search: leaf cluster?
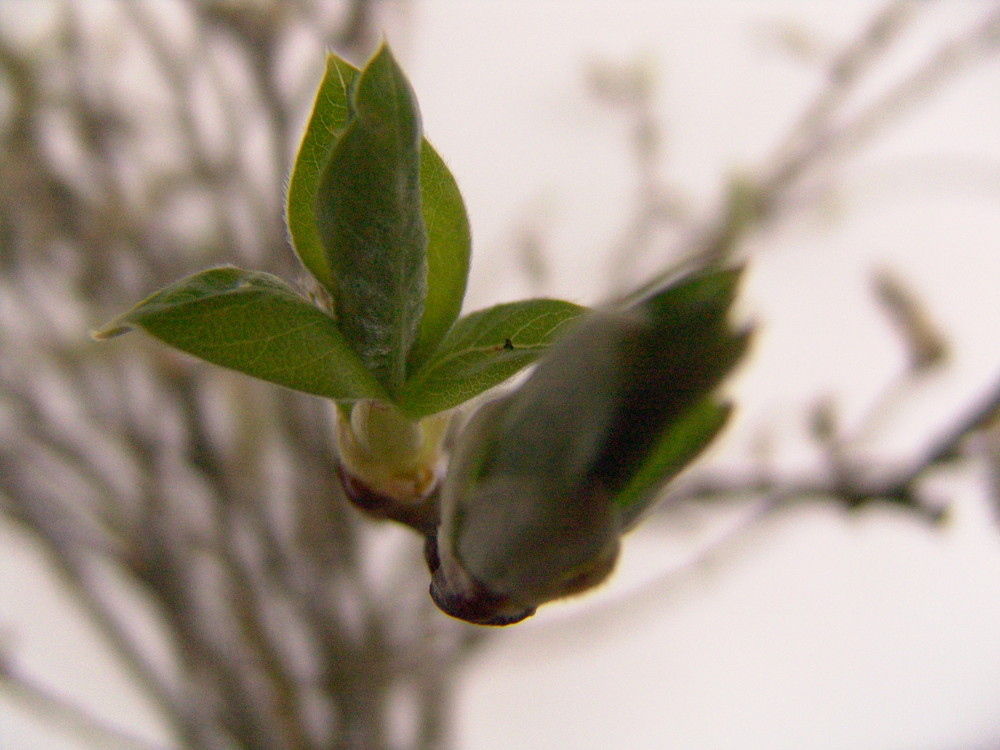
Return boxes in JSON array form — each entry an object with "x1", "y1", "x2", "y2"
[{"x1": 96, "y1": 45, "x2": 584, "y2": 420}]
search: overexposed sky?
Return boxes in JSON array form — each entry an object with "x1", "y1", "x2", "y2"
[{"x1": 3, "y1": 2, "x2": 1000, "y2": 749}]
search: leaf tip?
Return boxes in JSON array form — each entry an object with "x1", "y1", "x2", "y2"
[{"x1": 90, "y1": 320, "x2": 132, "y2": 340}]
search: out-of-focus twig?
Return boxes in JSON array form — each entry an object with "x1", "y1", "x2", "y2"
[
  {"x1": 761, "y1": 0, "x2": 920, "y2": 196},
  {"x1": 761, "y1": 2, "x2": 1000, "y2": 208},
  {"x1": 623, "y1": 1, "x2": 1000, "y2": 301},
  {"x1": 871, "y1": 268, "x2": 949, "y2": 374},
  {"x1": 668, "y1": 368, "x2": 1000, "y2": 522},
  {"x1": 0, "y1": 1, "x2": 471, "y2": 749},
  {"x1": 0, "y1": 653, "x2": 170, "y2": 750}
]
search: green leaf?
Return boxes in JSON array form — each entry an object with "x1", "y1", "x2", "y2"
[
  {"x1": 286, "y1": 54, "x2": 358, "y2": 291},
  {"x1": 314, "y1": 43, "x2": 427, "y2": 394},
  {"x1": 397, "y1": 299, "x2": 586, "y2": 419},
  {"x1": 287, "y1": 49, "x2": 472, "y2": 378},
  {"x1": 93, "y1": 267, "x2": 389, "y2": 402},
  {"x1": 408, "y1": 142, "x2": 471, "y2": 374},
  {"x1": 613, "y1": 397, "x2": 732, "y2": 529},
  {"x1": 640, "y1": 266, "x2": 743, "y2": 329},
  {"x1": 596, "y1": 268, "x2": 750, "y2": 526}
]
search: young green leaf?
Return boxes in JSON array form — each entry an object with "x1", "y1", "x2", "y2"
[
  {"x1": 583, "y1": 268, "x2": 750, "y2": 491},
  {"x1": 286, "y1": 54, "x2": 358, "y2": 291},
  {"x1": 613, "y1": 397, "x2": 732, "y2": 529},
  {"x1": 314, "y1": 43, "x2": 427, "y2": 394},
  {"x1": 287, "y1": 50, "x2": 471, "y2": 376},
  {"x1": 93, "y1": 267, "x2": 388, "y2": 402},
  {"x1": 396, "y1": 299, "x2": 586, "y2": 419},
  {"x1": 408, "y1": 143, "x2": 471, "y2": 374}
]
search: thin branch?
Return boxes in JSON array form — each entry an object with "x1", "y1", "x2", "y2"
[
  {"x1": 0, "y1": 657, "x2": 170, "y2": 750},
  {"x1": 895, "y1": 371, "x2": 1000, "y2": 489},
  {"x1": 555, "y1": 382, "x2": 1000, "y2": 637},
  {"x1": 115, "y1": 0, "x2": 246, "y2": 262},
  {"x1": 761, "y1": 2, "x2": 1000, "y2": 202},
  {"x1": 662, "y1": 371, "x2": 1000, "y2": 523},
  {"x1": 763, "y1": 0, "x2": 920, "y2": 190},
  {"x1": 626, "y1": 1, "x2": 1000, "y2": 301},
  {"x1": 6, "y1": 501, "x2": 206, "y2": 747}
]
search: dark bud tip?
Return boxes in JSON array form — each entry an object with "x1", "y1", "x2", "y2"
[
  {"x1": 336, "y1": 462, "x2": 438, "y2": 535},
  {"x1": 429, "y1": 568, "x2": 536, "y2": 626}
]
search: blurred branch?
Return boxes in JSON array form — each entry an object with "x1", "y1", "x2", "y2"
[
  {"x1": 114, "y1": 0, "x2": 246, "y2": 258},
  {"x1": 667, "y1": 368, "x2": 1000, "y2": 522},
  {"x1": 759, "y1": 1, "x2": 1000, "y2": 210},
  {"x1": 552, "y1": 371, "x2": 1000, "y2": 640},
  {"x1": 623, "y1": 0, "x2": 1000, "y2": 300},
  {"x1": 871, "y1": 268, "x2": 949, "y2": 374},
  {"x1": 0, "y1": 1, "x2": 466, "y2": 748},
  {"x1": 760, "y1": 0, "x2": 921, "y2": 197},
  {"x1": 761, "y1": 2, "x2": 1000, "y2": 232},
  {"x1": 586, "y1": 55, "x2": 692, "y2": 295},
  {"x1": 0, "y1": 652, "x2": 169, "y2": 750},
  {"x1": 337, "y1": 0, "x2": 380, "y2": 59},
  {"x1": 899, "y1": 372, "x2": 1000, "y2": 488},
  {"x1": 594, "y1": 0, "x2": 1000, "y2": 531},
  {"x1": 1, "y1": 489, "x2": 208, "y2": 746}
]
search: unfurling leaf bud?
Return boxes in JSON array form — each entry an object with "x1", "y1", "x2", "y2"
[{"x1": 429, "y1": 268, "x2": 751, "y2": 625}]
